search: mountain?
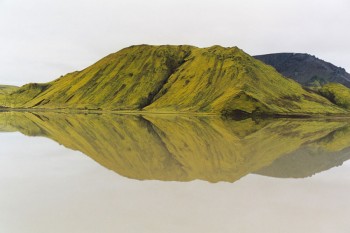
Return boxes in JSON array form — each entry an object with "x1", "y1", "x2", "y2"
[
  {"x1": 0, "y1": 112, "x2": 349, "y2": 182},
  {"x1": 0, "y1": 45, "x2": 347, "y2": 116},
  {"x1": 254, "y1": 53, "x2": 350, "y2": 88}
]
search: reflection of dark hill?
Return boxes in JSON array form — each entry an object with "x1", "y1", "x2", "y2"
[
  {"x1": 256, "y1": 125, "x2": 350, "y2": 178},
  {"x1": 255, "y1": 147, "x2": 350, "y2": 178},
  {"x1": 0, "y1": 112, "x2": 349, "y2": 182}
]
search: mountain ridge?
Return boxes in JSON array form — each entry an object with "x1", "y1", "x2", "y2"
[{"x1": 0, "y1": 45, "x2": 348, "y2": 117}]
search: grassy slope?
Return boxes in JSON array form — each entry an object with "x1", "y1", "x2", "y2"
[
  {"x1": 1, "y1": 45, "x2": 346, "y2": 115},
  {"x1": 145, "y1": 46, "x2": 343, "y2": 115},
  {"x1": 319, "y1": 83, "x2": 350, "y2": 109},
  {"x1": 5, "y1": 83, "x2": 50, "y2": 107},
  {"x1": 0, "y1": 85, "x2": 18, "y2": 94},
  {"x1": 0, "y1": 112, "x2": 349, "y2": 182},
  {"x1": 8, "y1": 45, "x2": 193, "y2": 110},
  {"x1": 0, "y1": 85, "x2": 18, "y2": 106}
]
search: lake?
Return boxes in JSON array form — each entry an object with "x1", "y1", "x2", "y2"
[{"x1": 0, "y1": 112, "x2": 350, "y2": 233}]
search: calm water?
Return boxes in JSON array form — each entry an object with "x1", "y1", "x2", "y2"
[{"x1": 0, "y1": 112, "x2": 350, "y2": 233}]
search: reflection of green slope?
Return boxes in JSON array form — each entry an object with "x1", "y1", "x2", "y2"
[
  {"x1": 0, "y1": 124, "x2": 17, "y2": 132},
  {"x1": 0, "y1": 112, "x2": 349, "y2": 182},
  {"x1": 146, "y1": 116, "x2": 349, "y2": 182},
  {"x1": 315, "y1": 125, "x2": 350, "y2": 151},
  {"x1": 0, "y1": 112, "x2": 46, "y2": 135},
  {"x1": 30, "y1": 113, "x2": 188, "y2": 181}
]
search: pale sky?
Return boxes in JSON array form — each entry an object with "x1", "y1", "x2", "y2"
[{"x1": 1, "y1": 0, "x2": 349, "y2": 86}]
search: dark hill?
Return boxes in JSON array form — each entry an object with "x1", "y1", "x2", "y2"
[{"x1": 254, "y1": 53, "x2": 350, "y2": 88}]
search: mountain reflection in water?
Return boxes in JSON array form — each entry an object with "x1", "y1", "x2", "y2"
[{"x1": 0, "y1": 112, "x2": 349, "y2": 183}]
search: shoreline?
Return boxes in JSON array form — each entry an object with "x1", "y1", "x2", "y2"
[{"x1": 1, "y1": 107, "x2": 350, "y2": 120}]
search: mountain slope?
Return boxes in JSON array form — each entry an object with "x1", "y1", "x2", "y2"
[
  {"x1": 1, "y1": 45, "x2": 346, "y2": 116},
  {"x1": 7, "y1": 45, "x2": 193, "y2": 110},
  {"x1": 254, "y1": 53, "x2": 350, "y2": 88},
  {"x1": 0, "y1": 85, "x2": 18, "y2": 94},
  {"x1": 145, "y1": 46, "x2": 342, "y2": 115},
  {"x1": 319, "y1": 83, "x2": 350, "y2": 109},
  {"x1": 0, "y1": 85, "x2": 18, "y2": 107}
]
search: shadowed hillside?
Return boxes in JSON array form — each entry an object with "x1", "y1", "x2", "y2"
[
  {"x1": 1, "y1": 112, "x2": 349, "y2": 182},
  {"x1": 319, "y1": 83, "x2": 350, "y2": 109}
]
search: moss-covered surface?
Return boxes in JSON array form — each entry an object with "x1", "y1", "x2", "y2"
[
  {"x1": 0, "y1": 85, "x2": 18, "y2": 94},
  {"x1": 0, "y1": 85, "x2": 18, "y2": 107},
  {"x1": 319, "y1": 83, "x2": 350, "y2": 109},
  {"x1": 3, "y1": 45, "x2": 193, "y2": 110},
  {"x1": 0, "y1": 45, "x2": 347, "y2": 116},
  {"x1": 145, "y1": 46, "x2": 343, "y2": 115},
  {"x1": 1, "y1": 112, "x2": 349, "y2": 182}
]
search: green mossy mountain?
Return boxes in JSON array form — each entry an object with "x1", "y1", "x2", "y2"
[{"x1": 1, "y1": 45, "x2": 348, "y2": 116}]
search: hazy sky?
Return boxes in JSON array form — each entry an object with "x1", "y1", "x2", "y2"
[{"x1": 1, "y1": 0, "x2": 349, "y2": 86}]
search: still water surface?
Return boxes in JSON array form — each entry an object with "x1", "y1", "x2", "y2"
[{"x1": 0, "y1": 112, "x2": 350, "y2": 233}]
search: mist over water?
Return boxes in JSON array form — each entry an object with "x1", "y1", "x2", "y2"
[{"x1": 1, "y1": 112, "x2": 350, "y2": 233}]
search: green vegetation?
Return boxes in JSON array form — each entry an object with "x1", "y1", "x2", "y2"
[
  {"x1": 0, "y1": 85, "x2": 18, "y2": 107},
  {"x1": 0, "y1": 112, "x2": 349, "y2": 182},
  {"x1": 0, "y1": 85, "x2": 18, "y2": 94},
  {"x1": 144, "y1": 46, "x2": 343, "y2": 115},
  {"x1": 307, "y1": 75, "x2": 328, "y2": 88},
  {"x1": 0, "y1": 45, "x2": 348, "y2": 116},
  {"x1": 2, "y1": 45, "x2": 193, "y2": 110},
  {"x1": 319, "y1": 83, "x2": 350, "y2": 109}
]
